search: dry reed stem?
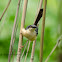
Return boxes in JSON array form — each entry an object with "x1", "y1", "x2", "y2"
[
  {"x1": 45, "y1": 35, "x2": 62, "y2": 62},
  {"x1": 24, "y1": 41, "x2": 31, "y2": 62},
  {"x1": 17, "y1": 0, "x2": 28, "y2": 62},
  {"x1": 8, "y1": 0, "x2": 20, "y2": 62},
  {"x1": 13, "y1": 0, "x2": 23, "y2": 46},
  {"x1": 15, "y1": 0, "x2": 23, "y2": 35},
  {"x1": 38, "y1": 0, "x2": 43, "y2": 13},
  {"x1": 21, "y1": 40, "x2": 28, "y2": 60},
  {"x1": 30, "y1": 40, "x2": 36, "y2": 62},
  {"x1": 12, "y1": 50, "x2": 15, "y2": 62},
  {"x1": 34, "y1": 0, "x2": 43, "y2": 24},
  {"x1": 0, "y1": 13, "x2": 7, "y2": 34},
  {"x1": 30, "y1": 0, "x2": 43, "y2": 62},
  {"x1": 40, "y1": 0, "x2": 47, "y2": 62},
  {"x1": 0, "y1": 0, "x2": 11, "y2": 21}
]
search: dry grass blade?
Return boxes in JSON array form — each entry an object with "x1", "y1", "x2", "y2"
[
  {"x1": 34, "y1": 0, "x2": 43, "y2": 24},
  {"x1": 24, "y1": 41, "x2": 31, "y2": 62},
  {"x1": 21, "y1": 40, "x2": 28, "y2": 60},
  {"x1": 30, "y1": 0, "x2": 43, "y2": 62},
  {"x1": 30, "y1": 40, "x2": 36, "y2": 62},
  {"x1": 40, "y1": 0, "x2": 47, "y2": 62},
  {"x1": 0, "y1": 13, "x2": 7, "y2": 34},
  {"x1": 17, "y1": 0, "x2": 28, "y2": 62},
  {"x1": 45, "y1": 35, "x2": 62, "y2": 62},
  {"x1": 0, "y1": 0, "x2": 11, "y2": 21},
  {"x1": 12, "y1": 50, "x2": 15, "y2": 62},
  {"x1": 8, "y1": 0, "x2": 21, "y2": 62}
]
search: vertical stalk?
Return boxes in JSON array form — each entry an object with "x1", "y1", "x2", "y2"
[
  {"x1": 38, "y1": 0, "x2": 43, "y2": 12},
  {"x1": 20, "y1": 40, "x2": 28, "y2": 60},
  {"x1": 31, "y1": 0, "x2": 43, "y2": 62},
  {"x1": 12, "y1": 50, "x2": 15, "y2": 62},
  {"x1": 8, "y1": 0, "x2": 20, "y2": 62},
  {"x1": 30, "y1": 40, "x2": 36, "y2": 62},
  {"x1": 34, "y1": 0, "x2": 43, "y2": 24},
  {"x1": 24, "y1": 41, "x2": 31, "y2": 62},
  {"x1": 17, "y1": 0, "x2": 28, "y2": 62},
  {"x1": 40, "y1": 0, "x2": 47, "y2": 62},
  {"x1": 0, "y1": 0, "x2": 11, "y2": 21}
]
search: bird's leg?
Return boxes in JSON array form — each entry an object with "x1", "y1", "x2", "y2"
[
  {"x1": 20, "y1": 45, "x2": 24, "y2": 48},
  {"x1": 19, "y1": 40, "x2": 29, "y2": 49}
]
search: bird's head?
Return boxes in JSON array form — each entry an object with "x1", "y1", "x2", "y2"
[{"x1": 26, "y1": 25, "x2": 37, "y2": 31}]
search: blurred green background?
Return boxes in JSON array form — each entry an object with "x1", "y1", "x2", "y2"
[{"x1": 0, "y1": 0, "x2": 62, "y2": 62}]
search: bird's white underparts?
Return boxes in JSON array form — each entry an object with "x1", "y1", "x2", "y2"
[{"x1": 21, "y1": 28, "x2": 37, "y2": 41}]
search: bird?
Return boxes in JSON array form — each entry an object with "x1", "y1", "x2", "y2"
[{"x1": 21, "y1": 9, "x2": 43, "y2": 41}]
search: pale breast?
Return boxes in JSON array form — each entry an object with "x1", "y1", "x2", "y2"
[
  {"x1": 21, "y1": 28, "x2": 37, "y2": 41},
  {"x1": 25, "y1": 30, "x2": 36, "y2": 41}
]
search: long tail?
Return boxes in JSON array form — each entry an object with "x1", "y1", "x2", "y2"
[{"x1": 34, "y1": 9, "x2": 43, "y2": 26}]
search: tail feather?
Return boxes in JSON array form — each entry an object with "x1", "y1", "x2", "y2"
[{"x1": 34, "y1": 9, "x2": 43, "y2": 26}]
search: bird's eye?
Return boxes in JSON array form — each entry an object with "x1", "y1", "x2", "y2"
[{"x1": 30, "y1": 26, "x2": 32, "y2": 28}]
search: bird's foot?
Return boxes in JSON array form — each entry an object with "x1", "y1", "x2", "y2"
[
  {"x1": 19, "y1": 45, "x2": 24, "y2": 50},
  {"x1": 20, "y1": 45, "x2": 24, "y2": 48}
]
